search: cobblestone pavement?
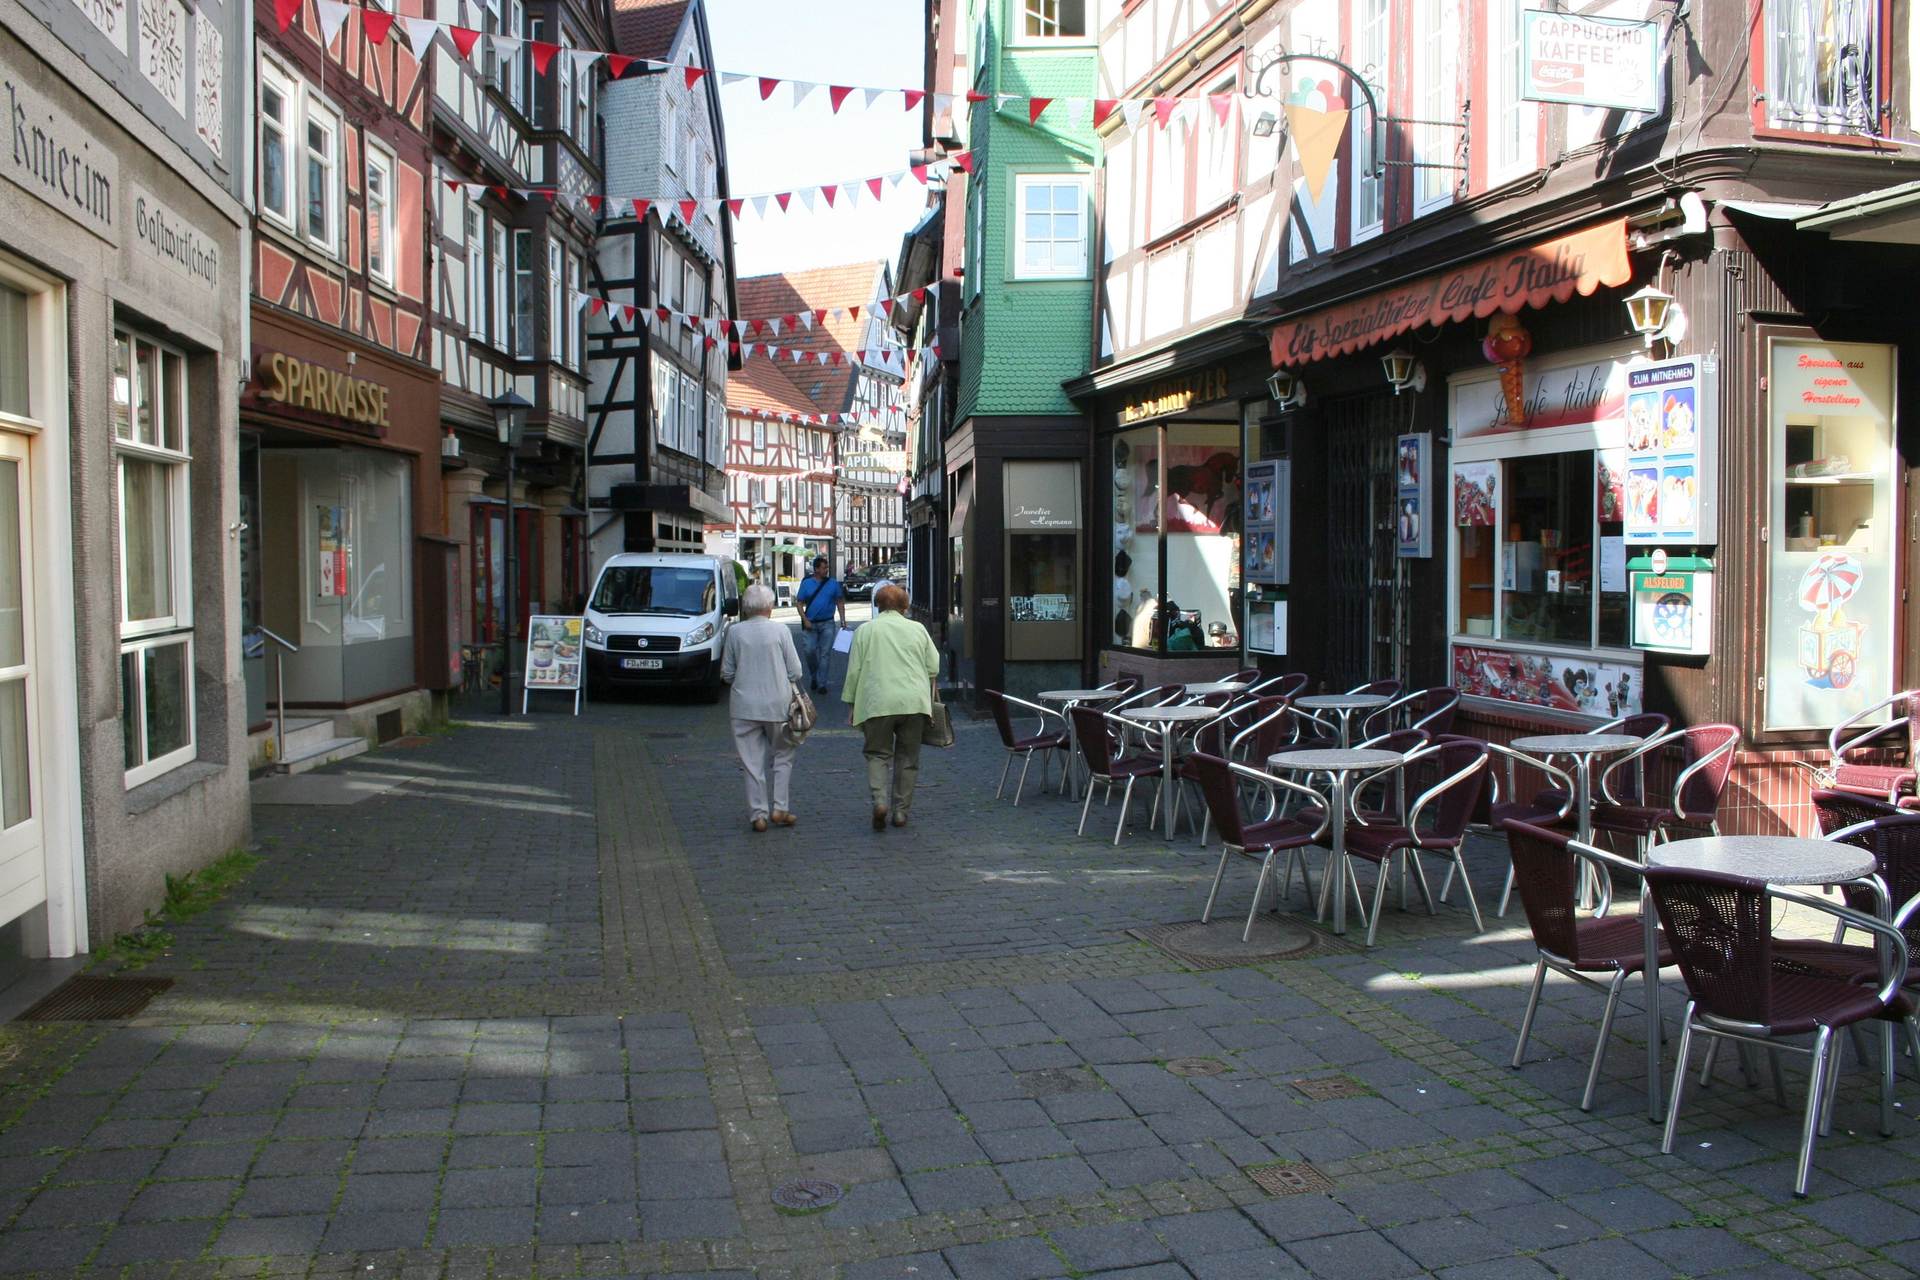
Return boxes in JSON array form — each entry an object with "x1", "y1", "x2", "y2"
[{"x1": 3, "y1": 648, "x2": 1920, "y2": 1278}]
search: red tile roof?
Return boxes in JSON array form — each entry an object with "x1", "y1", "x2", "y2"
[
  {"x1": 734, "y1": 262, "x2": 889, "y2": 413},
  {"x1": 727, "y1": 357, "x2": 822, "y2": 418},
  {"x1": 611, "y1": 0, "x2": 690, "y2": 60}
]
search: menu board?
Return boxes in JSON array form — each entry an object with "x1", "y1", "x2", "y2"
[
  {"x1": 1622, "y1": 355, "x2": 1717, "y2": 543},
  {"x1": 1242, "y1": 459, "x2": 1289, "y2": 585},
  {"x1": 524, "y1": 616, "x2": 584, "y2": 695},
  {"x1": 1396, "y1": 433, "x2": 1431, "y2": 558}
]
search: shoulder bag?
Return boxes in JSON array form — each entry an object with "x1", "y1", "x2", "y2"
[
  {"x1": 783, "y1": 680, "x2": 817, "y2": 747},
  {"x1": 924, "y1": 688, "x2": 956, "y2": 749}
]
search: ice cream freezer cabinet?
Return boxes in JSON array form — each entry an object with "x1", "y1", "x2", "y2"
[{"x1": 1628, "y1": 556, "x2": 1713, "y2": 656}]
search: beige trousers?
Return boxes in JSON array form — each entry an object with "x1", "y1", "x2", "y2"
[
  {"x1": 862, "y1": 714, "x2": 926, "y2": 816},
  {"x1": 732, "y1": 719, "x2": 794, "y2": 820}
]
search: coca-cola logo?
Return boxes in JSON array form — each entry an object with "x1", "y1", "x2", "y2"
[{"x1": 1532, "y1": 61, "x2": 1584, "y2": 90}]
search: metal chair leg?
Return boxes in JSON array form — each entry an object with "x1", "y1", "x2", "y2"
[
  {"x1": 1408, "y1": 851, "x2": 1437, "y2": 916},
  {"x1": 1797, "y1": 1026, "x2": 1834, "y2": 1197},
  {"x1": 1512, "y1": 957, "x2": 1548, "y2": 1068},
  {"x1": 1498, "y1": 861, "x2": 1516, "y2": 917},
  {"x1": 1077, "y1": 777, "x2": 1100, "y2": 836},
  {"x1": 1583, "y1": 971, "x2": 1628, "y2": 1111},
  {"x1": 1661, "y1": 1005, "x2": 1698, "y2": 1155},
  {"x1": 1013, "y1": 752, "x2": 1033, "y2": 806},
  {"x1": 997, "y1": 752, "x2": 1013, "y2": 799},
  {"x1": 1451, "y1": 851, "x2": 1486, "y2": 932},
  {"x1": 1697, "y1": 1038, "x2": 1722, "y2": 1088},
  {"x1": 1820, "y1": 1031, "x2": 1845, "y2": 1138},
  {"x1": 1243, "y1": 851, "x2": 1275, "y2": 942},
  {"x1": 1114, "y1": 776, "x2": 1137, "y2": 846},
  {"x1": 1881, "y1": 1020, "x2": 1897, "y2": 1137},
  {"x1": 1201, "y1": 847, "x2": 1233, "y2": 924},
  {"x1": 1365, "y1": 860, "x2": 1393, "y2": 947}
]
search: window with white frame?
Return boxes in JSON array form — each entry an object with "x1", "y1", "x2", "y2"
[
  {"x1": 465, "y1": 202, "x2": 485, "y2": 341},
  {"x1": 1351, "y1": 0, "x2": 1388, "y2": 236},
  {"x1": 1013, "y1": 175, "x2": 1088, "y2": 280},
  {"x1": 112, "y1": 329, "x2": 195, "y2": 786},
  {"x1": 573, "y1": 50, "x2": 592, "y2": 144},
  {"x1": 557, "y1": 34, "x2": 574, "y2": 135},
  {"x1": 304, "y1": 96, "x2": 339, "y2": 251},
  {"x1": 547, "y1": 238, "x2": 562, "y2": 357},
  {"x1": 259, "y1": 61, "x2": 294, "y2": 227},
  {"x1": 1488, "y1": 0, "x2": 1538, "y2": 177},
  {"x1": 664, "y1": 97, "x2": 681, "y2": 174},
  {"x1": 1762, "y1": 0, "x2": 1880, "y2": 133},
  {"x1": 1413, "y1": 0, "x2": 1458, "y2": 213},
  {"x1": 1148, "y1": 116, "x2": 1188, "y2": 238},
  {"x1": 679, "y1": 374, "x2": 699, "y2": 454},
  {"x1": 752, "y1": 420, "x2": 764, "y2": 449},
  {"x1": 1022, "y1": 0, "x2": 1085, "y2": 39},
  {"x1": 478, "y1": 0, "x2": 501, "y2": 85},
  {"x1": 1195, "y1": 75, "x2": 1239, "y2": 213},
  {"x1": 526, "y1": 16, "x2": 545, "y2": 124},
  {"x1": 567, "y1": 253, "x2": 583, "y2": 370},
  {"x1": 512, "y1": 1, "x2": 529, "y2": 115},
  {"x1": 966, "y1": 181, "x2": 983, "y2": 298},
  {"x1": 490, "y1": 222, "x2": 508, "y2": 352},
  {"x1": 366, "y1": 144, "x2": 395, "y2": 285},
  {"x1": 512, "y1": 229, "x2": 534, "y2": 356}
]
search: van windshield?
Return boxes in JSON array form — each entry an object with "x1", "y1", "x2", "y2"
[{"x1": 591, "y1": 566, "x2": 716, "y2": 616}]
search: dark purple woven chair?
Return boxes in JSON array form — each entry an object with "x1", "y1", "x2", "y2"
[
  {"x1": 1503, "y1": 820, "x2": 1675, "y2": 1111},
  {"x1": 1361, "y1": 686, "x2": 1461, "y2": 740},
  {"x1": 1645, "y1": 864, "x2": 1916, "y2": 1196},
  {"x1": 1228, "y1": 667, "x2": 1262, "y2": 684},
  {"x1": 1534, "y1": 712, "x2": 1670, "y2": 813},
  {"x1": 1171, "y1": 698, "x2": 1275, "y2": 842},
  {"x1": 1337, "y1": 741, "x2": 1491, "y2": 945},
  {"x1": 1588, "y1": 724, "x2": 1741, "y2": 862},
  {"x1": 985, "y1": 690, "x2": 1069, "y2": 806},
  {"x1": 1827, "y1": 690, "x2": 1920, "y2": 805},
  {"x1": 1348, "y1": 678, "x2": 1402, "y2": 698},
  {"x1": 1812, "y1": 788, "x2": 1899, "y2": 835},
  {"x1": 1772, "y1": 813, "x2": 1920, "y2": 981},
  {"x1": 1070, "y1": 705, "x2": 1162, "y2": 845},
  {"x1": 1190, "y1": 753, "x2": 1329, "y2": 941},
  {"x1": 1249, "y1": 672, "x2": 1310, "y2": 701},
  {"x1": 1489, "y1": 743, "x2": 1577, "y2": 917}
]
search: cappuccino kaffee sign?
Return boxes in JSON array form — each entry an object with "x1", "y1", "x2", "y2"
[
  {"x1": 1267, "y1": 220, "x2": 1632, "y2": 366},
  {"x1": 1522, "y1": 10, "x2": 1664, "y2": 113}
]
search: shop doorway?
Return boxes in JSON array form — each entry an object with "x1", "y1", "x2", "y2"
[
  {"x1": 0, "y1": 431, "x2": 44, "y2": 935},
  {"x1": 1323, "y1": 395, "x2": 1404, "y2": 689}
]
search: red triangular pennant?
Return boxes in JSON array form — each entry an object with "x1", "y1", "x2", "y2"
[
  {"x1": 775, "y1": 191, "x2": 793, "y2": 211},
  {"x1": 529, "y1": 40, "x2": 558, "y2": 73},
  {"x1": 848, "y1": 305, "x2": 860, "y2": 319},
  {"x1": 622, "y1": 304, "x2": 636, "y2": 322},
  {"x1": 757, "y1": 76, "x2": 780, "y2": 100},
  {"x1": 879, "y1": 299, "x2": 895, "y2": 317},
  {"x1": 829, "y1": 85, "x2": 854, "y2": 113},
  {"x1": 1093, "y1": 99, "x2": 1120, "y2": 128},
  {"x1": 831, "y1": 352, "x2": 845, "y2": 366},
  {"x1": 631, "y1": 199, "x2": 651, "y2": 220},
  {"x1": 1152, "y1": 97, "x2": 1177, "y2": 127},
  {"x1": 274, "y1": 0, "x2": 301, "y2": 31},
  {"x1": 727, "y1": 198, "x2": 744, "y2": 218},
  {"x1": 867, "y1": 177, "x2": 885, "y2": 199},
  {"x1": 362, "y1": 9, "x2": 395, "y2": 44},
  {"x1": 606, "y1": 54, "x2": 634, "y2": 79},
  {"x1": 490, "y1": 184, "x2": 508, "y2": 199},
  {"x1": 913, "y1": 287, "x2": 927, "y2": 303},
  {"x1": 1210, "y1": 93, "x2": 1233, "y2": 124},
  {"x1": 820, "y1": 185, "x2": 837, "y2": 206},
  {"x1": 584, "y1": 194, "x2": 604, "y2": 212},
  {"x1": 448, "y1": 25, "x2": 482, "y2": 58},
  {"x1": 656, "y1": 306, "x2": 671, "y2": 323},
  {"x1": 948, "y1": 151, "x2": 974, "y2": 174},
  {"x1": 444, "y1": 178, "x2": 463, "y2": 193},
  {"x1": 1028, "y1": 98, "x2": 1053, "y2": 124},
  {"x1": 704, "y1": 336, "x2": 717, "y2": 351},
  {"x1": 588, "y1": 297, "x2": 605, "y2": 316},
  {"x1": 966, "y1": 90, "x2": 989, "y2": 103},
  {"x1": 678, "y1": 199, "x2": 699, "y2": 222},
  {"x1": 904, "y1": 89, "x2": 925, "y2": 111},
  {"x1": 911, "y1": 164, "x2": 930, "y2": 184}
]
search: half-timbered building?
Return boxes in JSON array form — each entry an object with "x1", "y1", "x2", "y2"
[{"x1": 720, "y1": 361, "x2": 837, "y2": 594}]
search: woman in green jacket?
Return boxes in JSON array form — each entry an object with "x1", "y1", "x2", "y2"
[{"x1": 842, "y1": 584, "x2": 941, "y2": 830}]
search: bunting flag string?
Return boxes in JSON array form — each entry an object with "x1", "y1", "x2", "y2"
[
  {"x1": 571, "y1": 289, "x2": 941, "y2": 371},
  {"x1": 284, "y1": 0, "x2": 1265, "y2": 137}
]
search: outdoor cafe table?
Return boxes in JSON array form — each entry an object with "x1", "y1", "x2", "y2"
[
  {"x1": 1183, "y1": 680, "x2": 1248, "y2": 697},
  {"x1": 1037, "y1": 688, "x2": 1127, "y2": 800},
  {"x1": 1634, "y1": 836, "x2": 1880, "y2": 1123},
  {"x1": 1267, "y1": 747, "x2": 1404, "y2": 936},
  {"x1": 1295, "y1": 693, "x2": 1391, "y2": 747},
  {"x1": 1508, "y1": 733, "x2": 1644, "y2": 845},
  {"x1": 1120, "y1": 704, "x2": 1220, "y2": 839}
]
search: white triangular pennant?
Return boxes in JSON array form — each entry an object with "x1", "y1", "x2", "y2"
[
  {"x1": 791, "y1": 81, "x2": 817, "y2": 109},
  {"x1": 798, "y1": 188, "x2": 816, "y2": 211},
  {"x1": 1065, "y1": 99, "x2": 1087, "y2": 130},
  {"x1": 1119, "y1": 100, "x2": 1143, "y2": 131},
  {"x1": 766, "y1": 317, "x2": 783, "y2": 336},
  {"x1": 798, "y1": 312, "x2": 814, "y2": 330},
  {"x1": 404, "y1": 17, "x2": 440, "y2": 60},
  {"x1": 750, "y1": 195, "x2": 769, "y2": 218},
  {"x1": 315, "y1": 0, "x2": 351, "y2": 47},
  {"x1": 997, "y1": 94, "x2": 1016, "y2": 113},
  {"x1": 721, "y1": 71, "x2": 752, "y2": 86},
  {"x1": 932, "y1": 93, "x2": 953, "y2": 117},
  {"x1": 491, "y1": 33, "x2": 522, "y2": 59},
  {"x1": 568, "y1": 49, "x2": 600, "y2": 76},
  {"x1": 864, "y1": 87, "x2": 885, "y2": 110}
]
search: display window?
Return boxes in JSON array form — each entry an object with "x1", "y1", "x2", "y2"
[
  {"x1": 1005, "y1": 460, "x2": 1081, "y2": 661},
  {"x1": 1109, "y1": 421, "x2": 1241, "y2": 654},
  {"x1": 1763, "y1": 339, "x2": 1896, "y2": 729}
]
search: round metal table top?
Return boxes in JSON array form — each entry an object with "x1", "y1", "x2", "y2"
[
  {"x1": 1297, "y1": 693, "x2": 1392, "y2": 710},
  {"x1": 1511, "y1": 732, "x2": 1643, "y2": 756},
  {"x1": 1182, "y1": 681, "x2": 1247, "y2": 696},
  {"x1": 1651, "y1": 836, "x2": 1876, "y2": 886},
  {"x1": 1120, "y1": 704, "x2": 1219, "y2": 723},
  {"x1": 1037, "y1": 688, "x2": 1126, "y2": 702},
  {"x1": 1268, "y1": 748, "x2": 1405, "y2": 772}
]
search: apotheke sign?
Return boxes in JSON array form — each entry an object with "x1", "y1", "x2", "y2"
[
  {"x1": 1, "y1": 67, "x2": 118, "y2": 244},
  {"x1": 1521, "y1": 10, "x2": 1664, "y2": 113}
]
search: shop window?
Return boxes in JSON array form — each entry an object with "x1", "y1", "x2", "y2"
[
  {"x1": 1765, "y1": 340, "x2": 1895, "y2": 728},
  {"x1": 366, "y1": 145, "x2": 394, "y2": 286},
  {"x1": 113, "y1": 329, "x2": 195, "y2": 786},
  {"x1": 1013, "y1": 175, "x2": 1088, "y2": 280},
  {"x1": 1760, "y1": 0, "x2": 1880, "y2": 134},
  {"x1": 1110, "y1": 422, "x2": 1241, "y2": 653},
  {"x1": 1021, "y1": 0, "x2": 1085, "y2": 39},
  {"x1": 1006, "y1": 461, "x2": 1081, "y2": 660},
  {"x1": 471, "y1": 503, "x2": 543, "y2": 643}
]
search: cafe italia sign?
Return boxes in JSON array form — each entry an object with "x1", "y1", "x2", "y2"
[
  {"x1": 254, "y1": 351, "x2": 392, "y2": 430},
  {"x1": 1268, "y1": 220, "x2": 1633, "y2": 366}
]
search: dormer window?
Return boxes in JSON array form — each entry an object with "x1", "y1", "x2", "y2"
[{"x1": 1022, "y1": 0, "x2": 1086, "y2": 39}]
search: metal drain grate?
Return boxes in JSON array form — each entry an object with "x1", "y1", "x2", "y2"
[
  {"x1": 1165, "y1": 1057, "x2": 1230, "y2": 1078},
  {"x1": 1246, "y1": 1161, "x2": 1334, "y2": 1197},
  {"x1": 16, "y1": 975, "x2": 173, "y2": 1022},
  {"x1": 1292, "y1": 1075, "x2": 1374, "y2": 1101},
  {"x1": 771, "y1": 1179, "x2": 843, "y2": 1212},
  {"x1": 1129, "y1": 917, "x2": 1332, "y2": 971},
  {"x1": 1016, "y1": 1067, "x2": 1101, "y2": 1096}
]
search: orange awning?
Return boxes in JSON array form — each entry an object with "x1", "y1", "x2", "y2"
[{"x1": 1268, "y1": 219, "x2": 1634, "y2": 367}]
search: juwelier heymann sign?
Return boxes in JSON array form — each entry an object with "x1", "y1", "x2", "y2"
[{"x1": 1521, "y1": 10, "x2": 1664, "y2": 114}]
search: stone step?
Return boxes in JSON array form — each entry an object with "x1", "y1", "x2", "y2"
[
  {"x1": 272, "y1": 717, "x2": 338, "y2": 759},
  {"x1": 275, "y1": 736, "x2": 368, "y2": 775}
]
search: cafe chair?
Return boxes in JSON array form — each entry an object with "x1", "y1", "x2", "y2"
[
  {"x1": 1227, "y1": 667, "x2": 1262, "y2": 684},
  {"x1": 1070, "y1": 705, "x2": 1163, "y2": 846},
  {"x1": 1361, "y1": 686, "x2": 1461, "y2": 740},
  {"x1": 1587, "y1": 724, "x2": 1741, "y2": 863},
  {"x1": 1533, "y1": 713, "x2": 1670, "y2": 814},
  {"x1": 1172, "y1": 698, "x2": 1279, "y2": 842},
  {"x1": 1190, "y1": 753, "x2": 1331, "y2": 941},
  {"x1": 985, "y1": 690, "x2": 1069, "y2": 807},
  {"x1": 1775, "y1": 813, "x2": 1920, "y2": 982},
  {"x1": 1812, "y1": 788, "x2": 1899, "y2": 836},
  {"x1": 1291, "y1": 729, "x2": 1431, "y2": 840},
  {"x1": 1502, "y1": 820, "x2": 1675, "y2": 1112},
  {"x1": 1347, "y1": 678, "x2": 1402, "y2": 699},
  {"x1": 1826, "y1": 690, "x2": 1920, "y2": 805},
  {"x1": 1111, "y1": 682, "x2": 1185, "y2": 754},
  {"x1": 1249, "y1": 672, "x2": 1311, "y2": 701},
  {"x1": 1339, "y1": 741, "x2": 1492, "y2": 945},
  {"x1": 1645, "y1": 865, "x2": 1917, "y2": 1196},
  {"x1": 1486, "y1": 742, "x2": 1578, "y2": 917}
]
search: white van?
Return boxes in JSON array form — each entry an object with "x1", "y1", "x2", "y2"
[{"x1": 583, "y1": 552, "x2": 741, "y2": 699}]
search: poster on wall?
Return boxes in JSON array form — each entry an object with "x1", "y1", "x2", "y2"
[
  {"x1": 1243, "y1": 459, "x2": 1288, "y2": 585},
  {"x1": 522, "y1": 615, "x2": 584, "y2": 715},
  {"x1": 316, "y1": 504, "x2": 348, "y2": 598},
  {"x1": 1452, "y1": 644, "x2": 1643, "y2": 717},
  {"x1": 1454, "y1": 461, "x2": 1497, "y2": 526},
  {"x1": 1396, "y1": 433, "x2": 1431, "y2": 558},
  {"x1": 1622, "y1": 355, "x2": 1717, "y2": 543}
]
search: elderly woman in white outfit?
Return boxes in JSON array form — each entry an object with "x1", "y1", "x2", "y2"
[{"x1": 719, "y1": 584, "x2": 805, "y2": 832}]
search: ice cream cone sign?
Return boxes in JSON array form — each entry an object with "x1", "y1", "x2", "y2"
[{"x1": 1483, "y1": 315, "x2": 1533, "y2": 425}]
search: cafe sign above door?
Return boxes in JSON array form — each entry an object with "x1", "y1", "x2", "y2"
[
  {"x1": 1267, "y1": 220, "x2": 1632, "y2": 366},
  {"x1": 1120, "y1": 366, "x2": 1231, "y2": 424}
]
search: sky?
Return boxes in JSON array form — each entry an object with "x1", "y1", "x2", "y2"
[{"x1": 706, "y1": 0, "x2": 930, "y2": 280}]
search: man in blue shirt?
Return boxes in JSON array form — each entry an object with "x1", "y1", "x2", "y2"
[{"x1": 795, "y1": 556, "x2": 848, "y2": 693}]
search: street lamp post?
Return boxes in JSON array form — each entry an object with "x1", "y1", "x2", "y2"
[{"x1": 491, "y1": 391, "x2": 531, "y2": 715}]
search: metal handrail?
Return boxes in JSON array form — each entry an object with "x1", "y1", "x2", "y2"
[{"x1": 252, "y1": 627, "x2": 300, "y2": 767}]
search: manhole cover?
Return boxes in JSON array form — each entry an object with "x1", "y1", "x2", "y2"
[
  {"x1": 1292, "y1": 1075, "x2": 1373, "y2": 1101},
  {"x1": 771, "y1": 1179, "x2": 843, "y2": 1212},
  {"x1": 1246, "y1": 1161, "x2": 1334, "y2": 1197},
  {"x1": 1129, "y1": 917, "x2": 1329, "y2": 971},
  {"x1": 1166, "y1": 1057, "x2": 1230, "y2": 1078},
  {"x1": 16, "y1": 975, "x2": 173, "y2": 1022},
  {"x1": 1017, "y1": 1068, "x2": 1100, "y2": 1096}
]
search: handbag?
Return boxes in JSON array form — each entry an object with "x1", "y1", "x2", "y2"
[
  {"x1": 784, "y1": 681, "x2": 817, "y2": 746},
  {"x1": 924, "y1": 690, "x2": 956, "y2": 749}
]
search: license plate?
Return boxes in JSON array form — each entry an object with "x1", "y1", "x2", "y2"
[{"x1": 622, "y1": 657, "x2": 663, "y2": 670}]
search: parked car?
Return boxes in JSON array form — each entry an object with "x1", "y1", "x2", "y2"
[
  {"x1": 843, "y1": 569, "x2": 878, "y2": 601},
  {"x1": 583, "y1": 553, "x2": 741, "y2": 700}
]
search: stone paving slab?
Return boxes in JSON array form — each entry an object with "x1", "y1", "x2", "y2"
[{"x1": 0, "y1": 664, "x2": 1915, "y2": 1277}]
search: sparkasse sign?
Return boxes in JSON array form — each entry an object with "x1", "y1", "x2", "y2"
[{"x1": 1521, "y1": 10, "x2": 1663, "y2": 113}]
